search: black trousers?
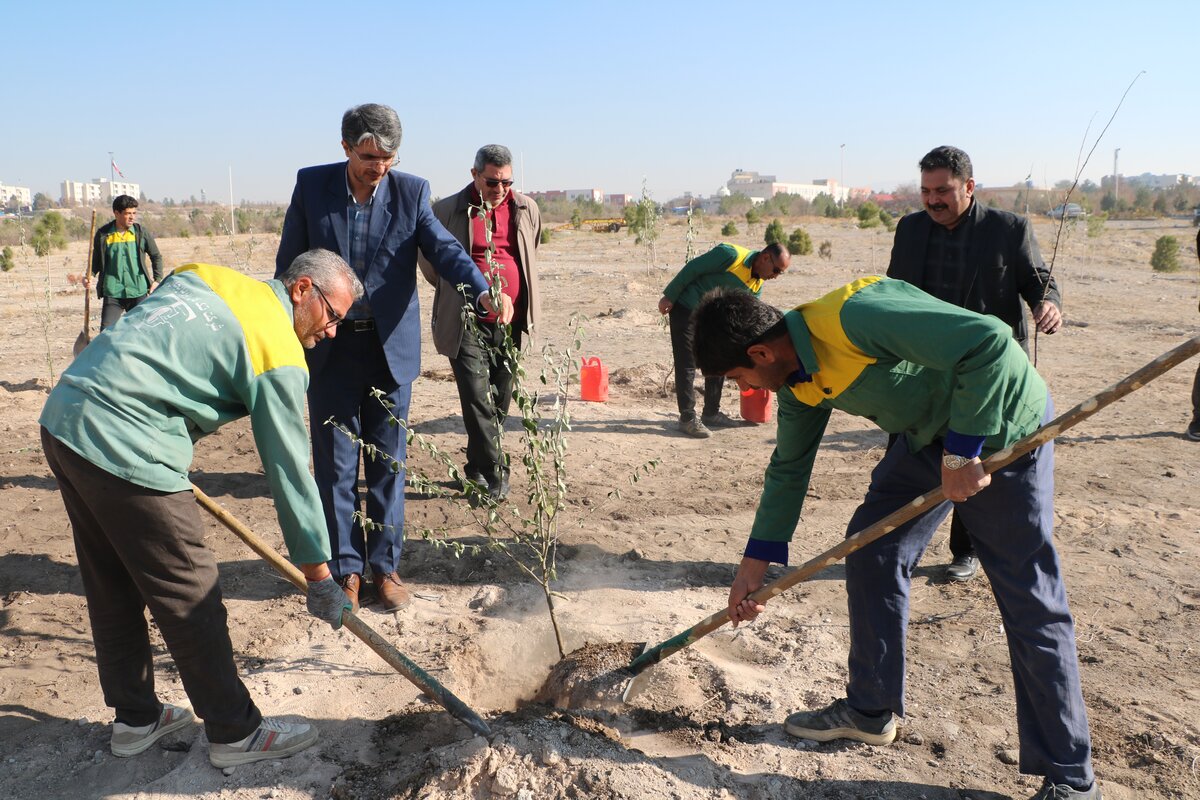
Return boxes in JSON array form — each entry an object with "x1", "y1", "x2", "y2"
[
  {"x1": 41, "y1": 428, "x2": 262, "y2": 743},
  {"x1": 449, "y1": 321, "x2": 519, "y2": 486},
  {"x1": 669, "y1": 303, "x2": 724, "y2": 420},
  {"x1": 1192, "y1": 363, "x2": 1200, "y2": 424},
  {"x1": 99, "y1": 294, "x2": 147, "y2": 330}
]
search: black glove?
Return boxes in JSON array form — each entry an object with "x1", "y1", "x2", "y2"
[{"x1": 306, "y1": 576, "x2": 351, "y2": 630}]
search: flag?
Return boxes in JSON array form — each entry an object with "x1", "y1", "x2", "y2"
[{"x1": 112, "y1": 159, "x2": 124, "y2": 178}]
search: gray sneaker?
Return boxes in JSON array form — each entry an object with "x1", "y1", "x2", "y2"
[
  {"x1": 678, "y1": 416, "x2": 711, "y2": 439},
  {"x1": 784, "y1": 698, "x2": 896, "y2": 745},
  {"x1": 111, "y1": 703, "x2": 195, "y2": 756},
  {"x1": 209, "y1": 717, "x2": 318, "y2": 768},
  {"x1": 1186, "y1": 420, "x2": 1200, "y2": 441},
  {"x1": 1028, "y1": 779, "x2": 1102, "y2": 799},
  {"x1": 701, "y1": 411, "x2": 742, "y2": 429}
]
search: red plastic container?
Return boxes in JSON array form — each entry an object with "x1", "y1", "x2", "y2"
[
  {"x1": 740, "y1": 387, "x2": 772, "y2": 423},
  {"x1": 580, "y1": 357, "x2": 609, "y2": 402}
]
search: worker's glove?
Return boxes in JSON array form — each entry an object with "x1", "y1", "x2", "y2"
[{"x1": 306, "y1": 576, "x2": 352, "y2": 630}]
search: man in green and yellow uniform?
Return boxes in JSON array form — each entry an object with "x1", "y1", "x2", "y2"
[
  {"x1": 42, "y1": 249, "x2": 361, "y2": 769},
  {"x1": 693, "y1": 277, "x2": 1100, "y2": 800},
  {"x1": 658, "y1": 241, "x2": 789, "y2": 438},
  {"x1": 87, "y1": 194, "x2": 163, "y2": 330}
]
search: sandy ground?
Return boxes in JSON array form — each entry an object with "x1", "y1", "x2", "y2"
[{"x1": 1, "y1": 214, "x2": 1199, "y2": 800}]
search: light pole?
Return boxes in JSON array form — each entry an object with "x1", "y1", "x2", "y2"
[
  {"x1": 840, "y1": 144, "x2": 845, "y2": 207},
  {"x1": 1113, "y1": 148, "x2": 1120, "y2": 208}
]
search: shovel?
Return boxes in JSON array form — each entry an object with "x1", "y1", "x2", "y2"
[
  {"x1": 618, "y1": 334, "x2": 1200, "y2": 701},
  {"x1": 73, "y1": 210, "x2": 98, "y2": 358},
  {"x1": 192, "y1": 486, "x2": 492, "y2": 737}
]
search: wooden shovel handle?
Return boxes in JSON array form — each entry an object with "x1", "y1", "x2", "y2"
[
  {"x1": 629, "y1": 335, "x2": 1200, "y2": 673},
  {"x1": 192, "y1": 486, "x2": 492, "y2": 737},
  {"x1": 83, "y1": 210, "x2": 96, "y2": 330}
]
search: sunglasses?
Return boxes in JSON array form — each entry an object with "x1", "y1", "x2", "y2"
[{"x1": 482, "y1": 177, "x2": 514, "y2": 188}]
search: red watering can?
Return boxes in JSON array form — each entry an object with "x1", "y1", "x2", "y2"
[
  {"x1": 580, "y1": 357, "x2": 609, "y2": 402},
  {"x1": 740, "y1": 387, "x2": 772, "y2": 424}
]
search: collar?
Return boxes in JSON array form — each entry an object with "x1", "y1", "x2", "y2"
[{"x1": 783, "y1": 309, "x2": 819, "y2": 384}]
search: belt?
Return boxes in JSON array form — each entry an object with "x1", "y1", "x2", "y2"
[{"x1": 347, "y1": 318, "x2": 375, "y2": 332}]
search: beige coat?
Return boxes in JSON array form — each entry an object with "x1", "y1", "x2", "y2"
[{"x1": 418, "y1": 184, "x2": 541, "y2": 358}]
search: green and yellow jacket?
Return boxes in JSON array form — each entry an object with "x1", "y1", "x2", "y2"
[
  {"x1": 663, "y1": 243, "x2": 763, "y2": 309},
  {"x1": 748, "y1": 276, "x2": 1047, "y2": 562},
  {"x1": 41, "y1": 263, "x2": 329, "y2": 565}
]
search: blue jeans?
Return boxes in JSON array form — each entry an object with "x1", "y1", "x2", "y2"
[
  {"x1": 308, "y1": 328, "x2": 409, "y2": 579},
  {"x1": 843, "y1": 400, "x2": 1094, "y2": 787}
]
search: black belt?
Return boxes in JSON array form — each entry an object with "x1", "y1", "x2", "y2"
[{"x1": 347, "y1": 318, "x2": 375, "y2": 332}]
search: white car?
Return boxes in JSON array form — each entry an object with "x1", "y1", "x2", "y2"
[{"x1": 1047, "y1": 203, "x2": 1086, "y2": 220}]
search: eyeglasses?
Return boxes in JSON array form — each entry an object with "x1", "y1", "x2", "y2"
[
  {"x1": 349, "y1": 148, "x2": 396, "y2": 166},
  {"x1": 482, "y1": 177, "x2": 514, "y2": 188},
  {"x1": 311, "y1": 283, "x2": 344, "y2": 330}
]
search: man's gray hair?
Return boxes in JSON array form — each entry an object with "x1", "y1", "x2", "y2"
[
  {"x1": 474, "y1": 144, "x2": 513, "y2": 172},
  {"x1": 280, "y1": 249, "x2": 364, "y2": 301},
  {"x1": 341, "y1": 104, "x2": 403, "y2": 154}
]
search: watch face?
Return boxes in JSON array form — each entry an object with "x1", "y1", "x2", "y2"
[{"x1": 943, "y1": 454, "x2": 971, "y2": 470}]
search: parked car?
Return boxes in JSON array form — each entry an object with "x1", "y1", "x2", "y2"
[
  {"x1": 1192, "y1": 205, "x2": 1199, "y2": 226},
  {"x1": 1047, "y1": 203, "x2": 1086, "y2": 220}
]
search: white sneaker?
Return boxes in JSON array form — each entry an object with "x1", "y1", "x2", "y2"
[
  {"x1": 111, "y1": 703, "x2": 195, "y2": 756},
  {"x1": 208, "y1": 717, "x2": 318, "y2": 768}
]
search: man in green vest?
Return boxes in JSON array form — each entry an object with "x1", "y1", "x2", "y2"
[
  {"x1": 86, "y1": 194, "x2": 164, "y2": 330},
  {"x1": 658, "y1": 241, "x2": 789, "y2": 438}
]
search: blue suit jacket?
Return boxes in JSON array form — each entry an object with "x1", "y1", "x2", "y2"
[{"x1": 275, "y1": 162, "x2": 490, "y2": 384}]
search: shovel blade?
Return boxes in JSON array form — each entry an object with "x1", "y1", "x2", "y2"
[
  {"x1": 72, "y1": 331, "x2": 90, "y2": 358},
  {"x1": 619, "y1": 642, "x2": 650, "y2": 702}
]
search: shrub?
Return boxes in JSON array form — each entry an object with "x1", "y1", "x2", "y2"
[
  {"x1": 0, "y1": 246, "x2": 14, "y2": 272},
  {"x1": 31, "y1": 212, "x2": 67, "y2": 257},
  {"x1": 1085, "y1": 212, "x2": 1106, "y2": 239},
  {"x1": 1150, "y1": 236, "x2": 1180, "y2": 272},
  {"x1": 720, "y1": 221, "x2": 738, "y2": 237},
  {"x1": 787, "y1": 227, "x2": 812, "y2": 256},
  {"x1": 856, "y1": 201, "x2": 881, "y2": 228},
  {"x1": 818, "y1": 240, "x2": 833, "y2": 260},
  {"x1": 624, "y1": 182, "x2": 661, "y2": 247},
  {"x1": 539, "y1": 228, "x2": 551, "y2": 245},
  {"x1": 764, "y1": 218, "x2": 786, "y2": 246},
  {"x1": 745, "y1": 207, "x2": 761, "y2": 227}
]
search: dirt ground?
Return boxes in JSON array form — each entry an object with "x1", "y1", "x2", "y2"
[{"x1": 1, "y1": 213, "x2": 1198, "y2": 800}]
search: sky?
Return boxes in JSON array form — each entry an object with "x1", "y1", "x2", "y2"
[{"x1": 2, "y1": 1, "x2": 1196, "y2": 205}]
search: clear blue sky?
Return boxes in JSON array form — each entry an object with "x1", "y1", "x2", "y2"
[{"x1": 3, "y1": 1, "x2": 1195, "y2": 204}]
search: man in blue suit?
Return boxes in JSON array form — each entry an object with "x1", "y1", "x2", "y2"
[{"x1": 276, "y1": 103, "x2": 513, "y2": 613}]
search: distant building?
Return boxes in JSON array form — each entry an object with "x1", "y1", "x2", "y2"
[
  {"x1": 1101, "y1": 173, "x2": 1192, "y2": 191},
  {"x1": 605, "y1": 193, "x2": 633, "y2": 207},
  {"x1": 61, "y1": 178, "x2": 141, "y2": 206},
  {"x1": 0, "y1": 182, "x2": 32, "y2": 208},
  {"x1": 528, "y1": 188, "x2": 606, "y2": 204},
  {"x1": 725, "y1": 169, "x2": 850, "y2": 203}
]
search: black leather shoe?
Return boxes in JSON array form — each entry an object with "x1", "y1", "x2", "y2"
[
  {"x1": 488, "y1": 474, "x2": 510, "y2": 502},
  {"x1": 945, "y1": 555, "x2": 979, "y2": 582}
]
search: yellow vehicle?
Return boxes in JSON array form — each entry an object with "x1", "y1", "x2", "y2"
[{"x1": 556, "y1": 218, "x2": 626, "y2": 232}]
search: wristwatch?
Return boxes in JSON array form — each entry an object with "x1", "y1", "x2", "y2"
[{"x1": 942, "y1": 453, "x2": 974, "y2": 470}]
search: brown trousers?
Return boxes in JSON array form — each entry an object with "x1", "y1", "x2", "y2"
[{"x1": 41, "y1": 428, "x2": 261, "y2": 743}]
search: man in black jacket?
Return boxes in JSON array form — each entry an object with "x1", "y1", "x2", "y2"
[
  {"x1": 87, "y1": 195, "x2": 164, "y2": 330},
  {"x1": 887, "y1": 145, "x2": 1061, "y2": 581}
]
